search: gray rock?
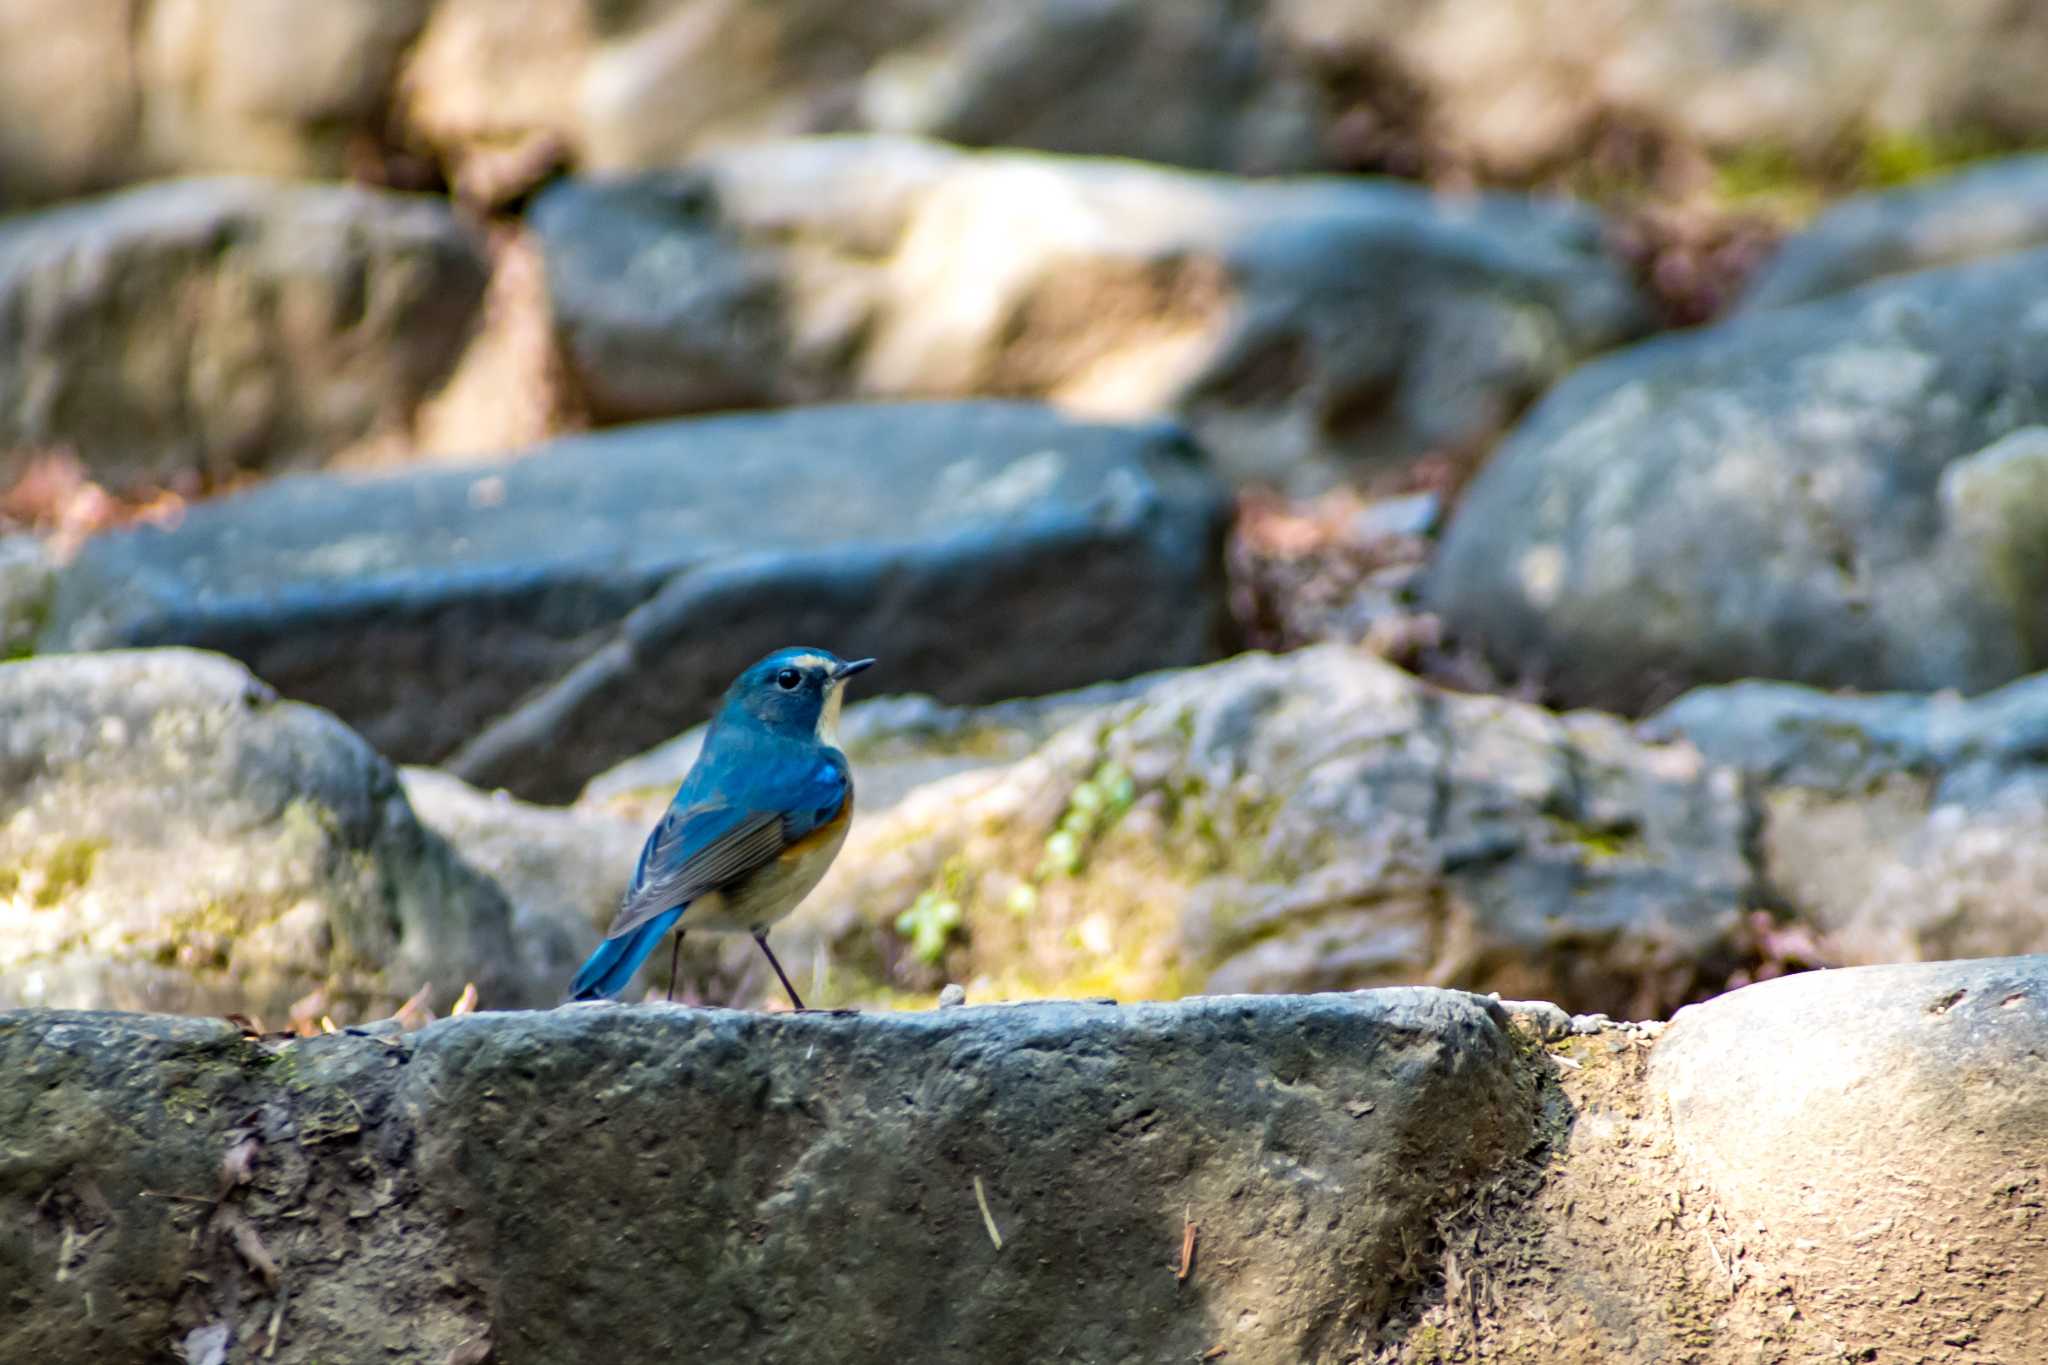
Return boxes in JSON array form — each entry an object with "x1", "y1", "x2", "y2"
[
  {"x1": 1429, "y1": 249, "x2": 2048, "y2": 712},
  {"x1": 0, "y1": 536, "x2": 54, "y2": 660},
  {"x1": 1651, "y1": 671, "x2": 2048, "y2": 964},
  {"x1": 0, "y1": 649, "x2": 527, "y2": 1019},
  {"x1": 399, "y1": 767, "x2": 644, "y2": 998},
  {"x1": 41, "y1": 402, "x2": 1230, "y2": 801},
  {"x1": 0, "y1": 177, "x2": 487, "y2": 492},
  {"x1": 762, "y1": 645, "x2": 1756, "y2": 1020},
  {"x1": 1496, "y1": 997, "x2": 1573, "y2": 1042},
  {"x1": 530, "y1": 137, "x2": 1649, "y2": 489},
  {"x1": 1650, "y1": 956, "x2": 2048, "y2": 1356},
  {"x1": 0, "y1": 988, "x2": 1533, "y2": 1363},
  {"x1": 1742, "y1": 155, "x2": 2048, "y2": 310},
  {"x1": 404, "y1": 0, "x2": 1329, "y2": 182}
]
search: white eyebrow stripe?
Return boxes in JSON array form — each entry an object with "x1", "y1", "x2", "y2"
[{"x1": 789, "y1": 653, "x2": 831, "y2": 671}]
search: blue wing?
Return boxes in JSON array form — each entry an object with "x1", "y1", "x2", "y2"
[{"x1": 568, "y1": 752, "x2": 849, "y2": 1000}]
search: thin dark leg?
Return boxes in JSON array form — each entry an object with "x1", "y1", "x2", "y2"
[
  {"x1": 752, "y1": 930, "x2": 806, "y2": 1011},
  {"x1": 667, "y1": 930, "x2": 684, "y2": 1003}
]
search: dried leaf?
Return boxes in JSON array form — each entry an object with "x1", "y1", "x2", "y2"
[
  {"x1": 393, "y1": 983, "x2": 436, "y2": 1031},
  {"x1": 226, "y1": 1212, "x2": 281, "y2": 1288},
  {"x1": 217, "y1": 1136, "x2": 261, "y2": 1200},
  {"x1": 450, "y1": 982, "x2": 479, "y2": 1017},
  {"x1": 1177, "y1": 1207, "x2": 1198, "y2": 1284}
]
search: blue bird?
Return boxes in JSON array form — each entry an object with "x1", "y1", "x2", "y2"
[{"x1": 569, "y1": 647, "x2": 875, "y2": 1010}]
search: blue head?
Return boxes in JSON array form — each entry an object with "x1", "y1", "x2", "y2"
[{"x1": 719, "y1": 647, "x2": 875, "y2": 743}]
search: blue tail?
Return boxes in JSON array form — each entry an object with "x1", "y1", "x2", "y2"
[{"x1": 570, "y1": 908, "x2": 685, "y2": 1000}]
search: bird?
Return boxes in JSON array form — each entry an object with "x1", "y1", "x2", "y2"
[{"x1": 568, "y1": 647, "x2": 874, "y2": 1010}]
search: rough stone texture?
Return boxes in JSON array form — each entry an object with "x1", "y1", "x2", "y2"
[
  {"x1": 398, "y1": 767, "x2": 641, "y2": 1001},
  {"x1": 1743, "y1": 155, "x2": 2048, "y2": 310},
  {"x1": 1384, "y1": 956, "x2": 2048, "y2": 1362},
  {"x1": 529, "y1": 137, "x2": 1648, "y2": 489},
  {"x1": 0, "y1": 649, "x2": 527, "y2": 1019},
  {"x1": 11, "y1": 1, "x2": 2048, "y2": 205},
  {"x1": 0, "y1": 0, "x2": 431, "y2": 204},
  {"x1": 1650, "y1": 671, "x2": 2048, "y2": 965},
  {"x1": 1650, "y1": 957, "x2": 2048, "y2": 1361},
  {"x1": 0, "y1": 989, "x2": 1534, "y2": 1364},
  {"x1": 0, "y1": 178, "x2": 488, "y2": 492},
  {"x1": 40, "y1": 402, "x2": 1231, "y2": 801},
  {"x1": 1277, "y1": 0, "x2": 2048, "y2": 177},
  {"x1": 588, "y1": 647, "x2": 1757, "y2": 1019},
  {"x1": 1429, "y1": 249, "x2": 2048, "y2": 713},
  {"x1": 0, "y1": 536, "x2": 55, "y2": 660}
]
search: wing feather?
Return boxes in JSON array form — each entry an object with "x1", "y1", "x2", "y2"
[{"x1": 602, "y1": 804, "x2": 786, "y2": 941}]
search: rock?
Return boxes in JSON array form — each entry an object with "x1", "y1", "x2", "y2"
[
  {"x1": 730, "y1": 646, "x2": 1757, "y2": 1020},
  {"x1": 0, "y1": 0, "x2": 430, "y2": 204},
  {"x1": 1279, "y1": 1, "x2": 2048, "y2": 179},
  {"x1": 401, "y1": 0, "x2": 1329, "y2": 182},
  {"x1": 0, "y1": 989, "x2": 1534, "y2": 1363},
  {"x1": 1649, "y1": 957, "x2": 2048, "y2": 1358},
  {"x1": 0, "y1": 649, "x2": 528, "y2": 1020},
  {"x1": 529, "y1": 137, "x2": 1648, "y2": 488},
  {"x1": 1406, "y1": 956, "x2": 2048, "y2": 1361},
  {"x1": 0, "y1": 178, "x2": 488, "y2": 493},
  {"x1": 41, "y1": 403, "x2": 1231, "y2": 801},
  {"x1": 1743, "y1": 155, "x2": 2048, "y2": 309},
  {"x1": 0, "y1": 536, "x2": 55, "y2": 660},
  {"x1": 1651, "y1": 670, "x2": 2048, "y2": 965},
  {"x1": 398, "y1": 767, "x2": 643, "y2": 998},
  {"x1": 1428, "y1": 249, "x2": 2048, "y2": 712}
]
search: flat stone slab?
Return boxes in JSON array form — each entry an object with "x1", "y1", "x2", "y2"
[
  {"x1": 0, "y1": 988, "x2": 1531, "y2": 1364},
  {"x1": 40, "y1": 401, "x2": 1230, "y2": 800}
]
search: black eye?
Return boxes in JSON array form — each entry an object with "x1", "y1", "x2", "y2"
[{"x1": 776, "y1": 668, "x2": 802, "y2": 691}]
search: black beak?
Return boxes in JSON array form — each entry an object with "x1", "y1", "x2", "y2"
[{"x1": 834, "y1": 657, "x2": 876, "y2": 680}]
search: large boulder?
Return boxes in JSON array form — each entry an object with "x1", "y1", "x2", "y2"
[
  {"x1": 0, "y1": 649, "x2": 531, "y2": 1020},
  {"x1": 1647, "y1": 957, "x2": 2048, "y2": 1360},
  {"x1": 0, "y1": 989, "x2": 1533, "y2": 1364},
  {"x1": 0, "y1": 178, "x2": 488, "y2": 492},
  {"x1": 584, "y1": 647, "x2": 1758, "y2": 1019},
  {"x1": 1650, "y1": 671, "x2": 2048, "y2": 966},
  {"x1": 1404, "y1": 955, "x2": 2048, "y2": 1361},
  {"x1": 1277, "y1": 0, "x2": 2048, "y2": 177},
  {"x1": 407, "y1": 0, "x2": 1330, "y2": 181},
  {"x1": 1429, "y1": 249, "x2": 2048, "y2": 712},
  {"x1": 41, "y1": 402, "x2": 1231, "y2": 801},
  {"x1": 529, "y1": 137, "x2": 1649, "y2": 489},
  {"x1": 399, "y1": 765, "x2": 641, "y2": 997},
  {"x1": 7, "y1": 958, "x2": 2047, "y2": 1362},
  {"x1": 1742, "y1": 154, "x2": 2048, "y2": 310},
  {"x1": 0, "y1": 0, "x2": 430, "y2": 205}
]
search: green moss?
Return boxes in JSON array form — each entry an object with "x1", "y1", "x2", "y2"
[
  {"x1": 1548, "y1": 816, "x2": 1641, "y2": 864},
  {"x1": 0, "y1": 865, "x2": 18, "y2": 898},
  {"x1": 894, "y1": 890, "x2": 964, "y2": 965},
  {"x1": 32, "y1": 837, "x2": 106, "y2": 908},
  {"x1": 1037, "y1": 759, "x2": 1139, "y2": 879}
]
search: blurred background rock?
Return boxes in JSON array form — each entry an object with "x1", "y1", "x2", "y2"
[{"x1": 5, "y1": 0, "x2": 2048, "y2": 1024}]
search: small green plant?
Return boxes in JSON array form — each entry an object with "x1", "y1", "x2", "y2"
[
  {"x1": 895, "y1": 890, "x2": 964, "y2": 965},
  {"x1": 1036, "y1": 760, "x2": 1138, "y2": 879},
  {"x1": 33, "y1": 837, "x2": 106, "y2": 908}
]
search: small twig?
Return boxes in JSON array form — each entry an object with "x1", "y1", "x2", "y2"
[
  {"x1": 1177, "y1": 1206, "x2": 1197, "y2": 1284},
  {"x1": 1550, "y1": 1053, "x2": 1582, "y2": 1070},
  {"x1": 140, "y1": 1189, "x2": 215, "y2": 1204},
  {"x1": 972, "y1": 1176, "x2": 1003, "y2": 1251},
  {"x1": 1697, "y1": 1215, "x2": 1735, "y2": 1296},
  {"x1": 264, "y1": 1287, "x2": 288, "y2": 1359}
]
